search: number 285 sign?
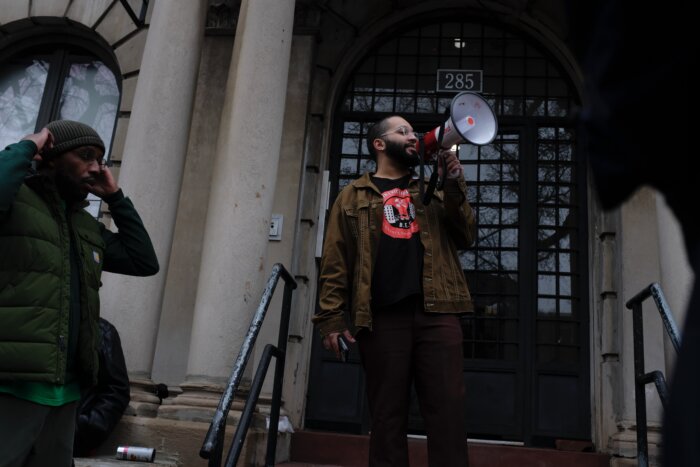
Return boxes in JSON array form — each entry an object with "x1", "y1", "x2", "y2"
[{"x1": 436, "y1": 69, "x2": 483, "y2": 93}]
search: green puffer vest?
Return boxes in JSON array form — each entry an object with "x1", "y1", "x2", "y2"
[{"x1": 0, "y1": 179, "x2": 103, "y2": 385}]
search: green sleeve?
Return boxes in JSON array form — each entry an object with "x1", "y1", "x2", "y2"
[
  {"x1": 0, "y1": 140, "x2": 37, "y2": 222},
  {"x1": 100, "y1": 190, "x2": 160, "y2": 276}
]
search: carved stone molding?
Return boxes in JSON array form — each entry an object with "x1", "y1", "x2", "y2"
[
  {"x1": 294, "y1": 3, "x2": 322, "y2": 34},
  {"x1": 206, "y1": 1, "x2": 321, "y2": 35},
  {"x1": 206, "y1": 0, "x2": 241, "y2": 32}
]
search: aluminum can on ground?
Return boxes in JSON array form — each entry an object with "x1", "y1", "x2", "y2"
[{"x1": 116, "y1": 445, "x2": 156, "y2": 462}]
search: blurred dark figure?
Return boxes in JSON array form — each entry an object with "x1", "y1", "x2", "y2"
[
  {"x1": 73, "y1": 318, "x2": 129, "y2": 457},
  {"x1": 570, "y1": 1, "x2": 697, "y2": 466}
]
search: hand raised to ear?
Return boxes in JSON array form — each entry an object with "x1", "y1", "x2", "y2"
[
  {"x1": 87, "y1": 166, "x2": 120, "y2": 199},
  {"x1": 22, "y1": 128, "x2": 54, "y2": 162}
]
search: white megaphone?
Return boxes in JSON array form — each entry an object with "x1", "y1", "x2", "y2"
[{"x1": 418, "y1": 91, "x2": 498, "y2": 160}]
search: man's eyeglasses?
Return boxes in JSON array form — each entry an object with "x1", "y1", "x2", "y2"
[
  {"x1": 73, "y1": 148, "x2": 112, "y2": 168},
  {"x1": 380, "y1": 126, "x2": 418, "y2": 138}
]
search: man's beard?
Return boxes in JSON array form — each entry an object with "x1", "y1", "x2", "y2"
[
  {"x1": 54, "y1": 170, "x2": 89, "y2": 204},
  {"x1": 384, "y1": 139, "x2": 419, "y2": 168}
]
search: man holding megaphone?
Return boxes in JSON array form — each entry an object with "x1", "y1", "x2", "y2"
[{"x1": 314, "y1": 111, "x2": 479, "y2": 466}]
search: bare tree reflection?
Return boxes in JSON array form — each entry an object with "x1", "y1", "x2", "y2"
[{"x1": 0, "y1": 60, "x2": 49, "y2": 148}]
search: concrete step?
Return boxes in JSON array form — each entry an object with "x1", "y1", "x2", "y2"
[
  {"x1": 276, "y1": 464, "x2": 343, "y2": 467},
  {"x1": 288, "y1": 431, "x2": 611, "y2": 467},
  {"x1": 74, "y1": 452, "x2": 180, "y2": 467}
]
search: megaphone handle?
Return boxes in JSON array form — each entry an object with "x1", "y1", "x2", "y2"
[{"x1": 422, "y1": 107, "x2": 452, "y2": 205}]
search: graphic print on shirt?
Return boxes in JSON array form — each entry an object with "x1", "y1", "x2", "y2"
[{"x1": 381, "y1": 187, "x2": 420, "y2": 239}]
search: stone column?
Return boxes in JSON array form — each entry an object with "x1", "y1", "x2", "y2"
[
  {"x1": 609, "y1": 188, "x2": 667, "y2": 461},
  {"x1": 100, "y1": 0, "x2": 208, "y2": 414},
  {"x1": 159, "y1": 0, "x2": 296, "y2": 418},
  {"x1": 655, "y1": 195, "x2": 693, "y2": 375}
]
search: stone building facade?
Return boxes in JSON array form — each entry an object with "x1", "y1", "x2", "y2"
[{"x1": 0, "y1": 0, "x2": 692, "y2": 465}]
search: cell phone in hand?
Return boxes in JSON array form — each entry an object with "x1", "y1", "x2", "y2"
[{"x1": 338, "y1": 336, "x2": 349, "y2": 362}]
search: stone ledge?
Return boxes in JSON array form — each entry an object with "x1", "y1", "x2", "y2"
[
  {"x1": 74, "y1": 452, "x2": 179, "y2": 467},
  {"x1": 92, "y1": 414, "x2": 292, "y2": 466}
]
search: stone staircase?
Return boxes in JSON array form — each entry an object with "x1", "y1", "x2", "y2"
[
  {"x1": 74, "y1": 451, "x2": 180, "y2": 467},
  {"x1": 74, "y1": 430, "x2": 611, "y2": 467},
  {"x1": 277, "y1": 431, "x2": 611, "y2": 467}
]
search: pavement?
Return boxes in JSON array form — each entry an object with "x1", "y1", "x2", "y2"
[{"x1": 73, "y1": 452, "x2": 180, "y2": 467}]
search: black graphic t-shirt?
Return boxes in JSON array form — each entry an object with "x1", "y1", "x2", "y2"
[{"x1": 370, "y1": 174, "x2": 424, "y2": 307}]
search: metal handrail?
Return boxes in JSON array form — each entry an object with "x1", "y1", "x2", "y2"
[
  {"x1": 200, "y1": 263, "x2": 297, "y2": 467},
  {"x1": 625, "y1": 282, "x2": 682, "y2": 467}
]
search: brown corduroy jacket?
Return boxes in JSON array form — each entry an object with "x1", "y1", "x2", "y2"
[{"x1": 314, "y1": 172, "x2": 476, "y2": 337}]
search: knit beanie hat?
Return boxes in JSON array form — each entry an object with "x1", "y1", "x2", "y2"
[{"x1": 43, "y1": 120, "x2": 105, "y2": 159}]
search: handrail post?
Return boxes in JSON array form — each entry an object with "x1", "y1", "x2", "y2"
[
  {"x1": 624, "y1": 282, "x2": 683, "y2": 467},
  {"x1": 649, "y1": 284, "x2": 682, "y2": 353},
  {"x1": 224, "y1": 345, "x2": 278, "y2": 467},
  {"x1": 200, "y1": 263, "x2": 297, "y2": 467},
  {"x1": 208, "y1": 427, "x2": 224, "y2": 467},
  {"x1": 630, "y1": 300, "x2": 649, "y2": 467},
  {"x1": 200, "y1": 265, "x2": 287, "y2": 462},
  {"x1": 265, "y1": 280, "x2": 295, "y2": 466}
]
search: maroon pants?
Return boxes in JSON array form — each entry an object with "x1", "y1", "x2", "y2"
[{"x1": 357, "y1": 295, "x2": 469, "y2": 467}]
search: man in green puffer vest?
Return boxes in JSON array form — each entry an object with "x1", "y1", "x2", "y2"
[{"x1": 0, "y1": 120, "x2": 159, "y2": 467}]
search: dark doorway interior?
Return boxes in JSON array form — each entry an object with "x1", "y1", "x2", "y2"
[{"x1": 305, "y1": 17, "x2": 588, "y2": 446}]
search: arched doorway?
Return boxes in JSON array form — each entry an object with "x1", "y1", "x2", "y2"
[{"x1": 306, "y1": 16, "x2": 589, "y2": 446}]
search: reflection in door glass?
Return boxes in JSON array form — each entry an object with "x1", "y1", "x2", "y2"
[
  {"x1": 0, "y1": 60, "x2": 49, "y2": 149},
  {"x1": 59, "y1": 61, "x2": 119, "y2": 152},
  {"x1": 461, "y1": 133, "x2": 520, "y2": 360},
  {"x1": 59, "y1": 61, "x2": 120, "y2": 217},
  {"x1": 535, "y1": 127, "x2": 580, "y2": 364}
]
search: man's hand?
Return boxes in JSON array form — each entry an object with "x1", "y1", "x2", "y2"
[
  {"x1": 438, "y1": 150, "x2": 463, "y2": 179},
  {"x1": 22, "y1": 128, "x2": 53, "y2": 162},
  {"x1": 323, "y1": 329, "x2": 356, "y2": 360},
  {"x1": 88, "y1": 166, "x2": 120, "y2": 199}
]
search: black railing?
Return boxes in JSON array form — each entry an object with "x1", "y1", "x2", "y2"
[
  {"x1": 626, "y1": 282, "x2": 682, "y2": 467},
  {"x1": 200, "y1": 263, "x2": 297, "y2": 467}
]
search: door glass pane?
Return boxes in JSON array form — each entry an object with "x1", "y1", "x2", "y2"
[
  {"x1": 536, "y1": 127, "x2": 580, "y2": 362},
  {"x1": 59, "y1": 60, "x2": 120, "y2": 216},
  {"x1": 324, "y1": 17, "x2": 587, "y2": 441},
  {"x1": 0, "y1": 60, "x2": 49, "y2": 149},
  {"x1": 462, "y1": 132, "x2": 520, "y2": 360},
  {"x1": 59, "y1": 60, "x2": 119, "y2": 153}
]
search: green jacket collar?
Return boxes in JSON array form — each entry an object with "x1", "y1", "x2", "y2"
[{"x1": 24, "y1": 173, "x2": 90, "y2": 211}]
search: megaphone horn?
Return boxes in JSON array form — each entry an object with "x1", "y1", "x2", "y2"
[{"x1": 418, "y1": 91, "x2": 498, "y2": 160}]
